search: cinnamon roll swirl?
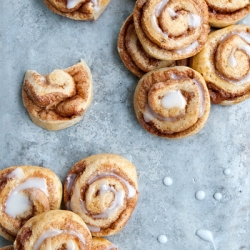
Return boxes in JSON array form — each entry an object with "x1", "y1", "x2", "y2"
[
  {"x1": 64, "y1": 154, "x2": 139, "y2": 237},
  {"x1": 13, "y1": 210, "x2": 92, "y2": 249},
  {"x1": 133, "y1": 0, "x2": 210, "y2": 61},
  {"x1": 206, "y1": 0, "x2": 250, "y2": 28},
  {"x1": 134, "y1": 66, "x2": 210, "y2": 139},
  {"x1": 190, "y1": 25, "x2": 250, "y2": 105},
  {"x1": 22, "y1": 60, "x2": 93, "y2": 130},
  {"x1": 0, "y1": 166, "x2": 62, "y2": 241},
  {"x1": 92, "y1": 237, "x2": 117, "y2": 250},
  {"x1": 44, "y1": 0, "x2": 110, "y2": 20}
]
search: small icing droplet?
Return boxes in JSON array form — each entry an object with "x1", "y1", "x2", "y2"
[
  {"x1": 195, "y1": 190, "x2": 206, "y2": 200},
  {"x1": 161, "y1": 91, "x2": 186, "y2": 110},
  {"x1": 196, "y1": 229, "x2": 216, "y2": 250},
  {"x1": 223, "y1": 168, "x2": 231, "y2": 176},
  {"x1": 163, "y1": 177, "x2": 173, "y2": 186},
  {"x1": 213, "y1": 192, "x2": 222, "y2": 201},
  {"x1": 158, "y1": 235, "x2": 168, "y2": 244}
]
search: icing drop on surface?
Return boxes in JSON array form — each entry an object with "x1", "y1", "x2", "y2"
[
  {"x1": 5, "y1": 178, "x2": 48, "y2": 217},
  {"x1": 175, "y1": 41, "x2": 199, "y2": 54},
  {"x1": 86, "y1": 224, "x2": 101, "y2": 232},
  {"x1": 163, "y1": 176, "x2": 173, "y2": 186},
  {"x1": 8, "y1": 167, "x2": 25, "y2": 180},
  {"x1": 223, "y1": 168, "x2": 231, "y2": 176},
  {"x1": 158, "y1": 234, "x2": 168, "y2": 244},
  {"x1": 161, "y1": 90, "x2": 187, "y2": 109},
  {"x1": 66, "y1": 0, "x2": 83, "y2": 9},
  {"x1": 195, "y1": 190, "x2": 206, "y2": 200},
  {"x1": 155, "y1": 0, "x2": 170, "y2": 17},
  {"x1": 196, "y1": 229, "x2": 216, "y2": 250},
  {"x1": 34, "y1": 230, "x2": 86, "y2": 250},
  {"x1": 213, "y1": 192, "x2": 222, "y2": 201},
  {"x1": 187, "y1": 14, "x2": 201, "y2": 29}
]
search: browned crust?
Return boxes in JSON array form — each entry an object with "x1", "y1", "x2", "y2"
[{"x1": 0, "y1": 246, "x2": 14, "y2": 250}]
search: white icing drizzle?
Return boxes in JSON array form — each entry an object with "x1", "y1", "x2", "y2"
[
  {"x1": 167, "y1": 7, "x2": 177, "y2": 17},
  {"x1": 7, "y1": 167, "x2": 25, "y2": 180},
  {"x1": 5, "y1": 178, "x2": 48, "y2": 217},
  {"x1": 88, "y1": 172, "x2": 136, "y2": 199},
  {"x1": 107, "y1": 244, "x2": 118, "y2": 250},
  {"x1": 161, "y1": 90, "x2": 187, "y2": 109},
  {"x1": 187, "y1": 13, "x2": 201, "y2": 29},
  {"x1": 66, "y1": 174, "x2": 77, "y2": 194},
  {"x1": 196, "y1": 229, "x2": 216, "y2": 250},
  {"x1": 67, "y1": 240, "x2": 77, "y2": 250},
  {"x1": 155, "y1": 0, "x2": 169, "y2": 17},
  {"x1": 34, "y1": 229, "x2": 86, "y2": 250},
  {"x1": 228, "y1": 44, "x2": 250, "y2": 68},
  {"x1": 193, "y1": 79, "x2": 205, "y2": 118},
  {"x1": 174, "y1": 41, "x2": 199, "y2": 54},
  {"x1": 66, "y1": 0, "x2": 83, "y2": 9},
  {"x1": 86, "y1": 224, "x2": 101, "y2": 232}
]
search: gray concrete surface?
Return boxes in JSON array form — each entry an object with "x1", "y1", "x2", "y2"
[{"x1": 0, "y1": 0, "x2": 250, "y2": 249}]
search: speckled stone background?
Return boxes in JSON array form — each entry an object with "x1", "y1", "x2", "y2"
[{"x1": 1, "y1": 0, "x2": 250, "y2": 249}]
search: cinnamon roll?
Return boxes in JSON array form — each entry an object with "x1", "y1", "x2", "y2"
[
  {"x1": 134, "y1": 66, "x2": 210, "y2": 139},
  {"x1": 190, "y1": 25, "x2": 250, "y2": 105},
  {"x1": 133, "y1": 0, "x2": 210, "y2": 61},
  {"x1": 206, "y1": 0, "x2": 250, "y2": 28},
  {"x1": 0, "y1": 247, "x2": 14, "y2": 250},
  {"x1": 22, "y1": 59, "x2": 93, "y2": 130},
  {"x1": 64, "y1": 154, "x2": 139, "y2": 237},
  {"x1": 44, "y1": 0, "x2": 110, "y2": 21},
  {"x1": 92, "y1": 237, "x2": 117, "y2": 250},
  {"x1": 0, "y1": 166, "x2": 62, "y2": 241},
  {"x1": 13, "y1": 210, "x2": 92, "y2": 249}
]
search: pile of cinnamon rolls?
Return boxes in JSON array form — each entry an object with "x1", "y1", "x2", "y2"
[
  {"x1": 0, "y1": 154, "x2": 139, "y2": 250},
  {"x1": 118, "y1": 0, "x2": 250, "y2": 139}
]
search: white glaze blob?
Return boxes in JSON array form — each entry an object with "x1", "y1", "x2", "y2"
[
  {"x1": 5, "y1": 178, "x2": 48, "y2": 217},
  {"x1": 8, "y1": 167, "x2": 25, "y2": 180},
  {"x1": 228, "y1": 44, "x2": 250, "y2": 68},
  {"x1": 213, "y1": 192, "x2": 222, "y2": 201},
  {"x1": 158, "y1": 234, "x2": 168, "y2": 244},
  {"x1": 67, "y1": 240, "x2": 77, "y2": 250},
  {"x1": 175, "y1": 41, "x2": 199, "y2": 55},
  {"x1": 187, "y1": 13, "x2": 201, "y2": 29},
  {"x1": 167, "y1": 7, "x2": 177, "y2": 17},
  {"x1": 161, "y1": 90, "x2": 187, "y2": 110},
  {"x1": 163, "y1": 176, "x2": 173, "y2": 186},
  {"x1": 34, "y1": 229, "x2": 86, "y2": 250},
  {"x1": 196, "y1": 229, "x2": 216, "y2": 250},
  {"x1": 86, "y1": 224, "x2": 101, "y2": 232},
  {"x1": 223, "y1": 168, "x2": 231, "y2": 176},
  {"x1": 195, "y1": 190, "x2": 206, "y2": 200},
  {"x1": 66, "y1": 0, "x2": 83, "y2": 9}
]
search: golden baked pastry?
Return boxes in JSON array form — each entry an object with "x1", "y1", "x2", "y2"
[
  {"x1": 64, "y1": 154, "x2": 139, "y2": 237},
  {"x1": 91, "y1": 237, "x2": 117, "y2": 250},
  {"x1": 206, "y1": 0, "x2": 250, "y2": 28},
  {"x1": 44, "y1": 0, "x2": 110, "y2": 21},
  {"x1": 0, "y1": 247, "x2": 14, "y2": 250},
  {"x1": 134, "y1": 66, "x2": 210, "y2": 139},
  {"x1": 0, "y1": 166, "x2": 62, "y2": 241},
  {"x1": 13, "y1": 210, "x2": 92, "y2": 249},
  {"x1": 22, "y1": 60, "x2": 93, "y2": 130},
  {"x1": 190, "y1": 25, "x2": 250, "y2": 105},
  {"x1": 133, "y1": 0, "x2": 210, "y2": 61}
]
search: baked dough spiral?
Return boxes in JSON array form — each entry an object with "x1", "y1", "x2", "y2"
[
  {"x1": 0, "y1": 166, "x2": 62, "y2": 241},
  {"x1": 134, "y1": 66, "x2": 210, "y2": 139},
  {"x1": 191, "y1": 25, "x2": 250, "y2": 105},
  {"x1": 206, "y1": 0, "x2": 250, "y2": 28},
  {"x1": 44, "y1": 0, "x2": 110, "y2": 20},
  {"x1": 133, "y1": 0, "x2": 210, "y2": 60},
  {"x1": 91, "y1": 237, "x2": 117, "y2": 250},
  {"x1": 118, "y1": 14, "x2": 188, "y2": 77},
  {"x1": 64, "y1": 154, "x2": 138, "y2": 237},
  {"x1": 22, "y1": 60, "x2": 93, "y2": 130},
  {"x1": 13, "y1": 210, "x2": 92, "y2": 249}
]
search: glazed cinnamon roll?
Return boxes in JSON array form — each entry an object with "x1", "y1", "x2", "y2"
[
  {"x1": 133, "y1": 0, "x2": 210, "y2": 61},
  {"x1": 191, "y1": 25, "x2": 250, "y2": 105},
  {"x1": 134, "y1": 66, "x2": 210, "y2": 139},
  {"x1": 92, "y1": 237, "x2": 117, "y2": 250},
  {"x1": 206, "y1": 0, "x2": 250, "y2": 28},
  {"x1": 13, "y1": 210, "x2": 92, "y2": 249},
  {"x1": 0, "y1": 166, "x2": 62, "y2": 241},
  {"x1": 44, "y1": 0, "x2": 110, "y2": 21},
  {"x1": 22, "y1": 60, "x2": 93, "y2": 130},
  {"x1": 64, "y1": 154, "x2": 138, "y2": 237}
]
